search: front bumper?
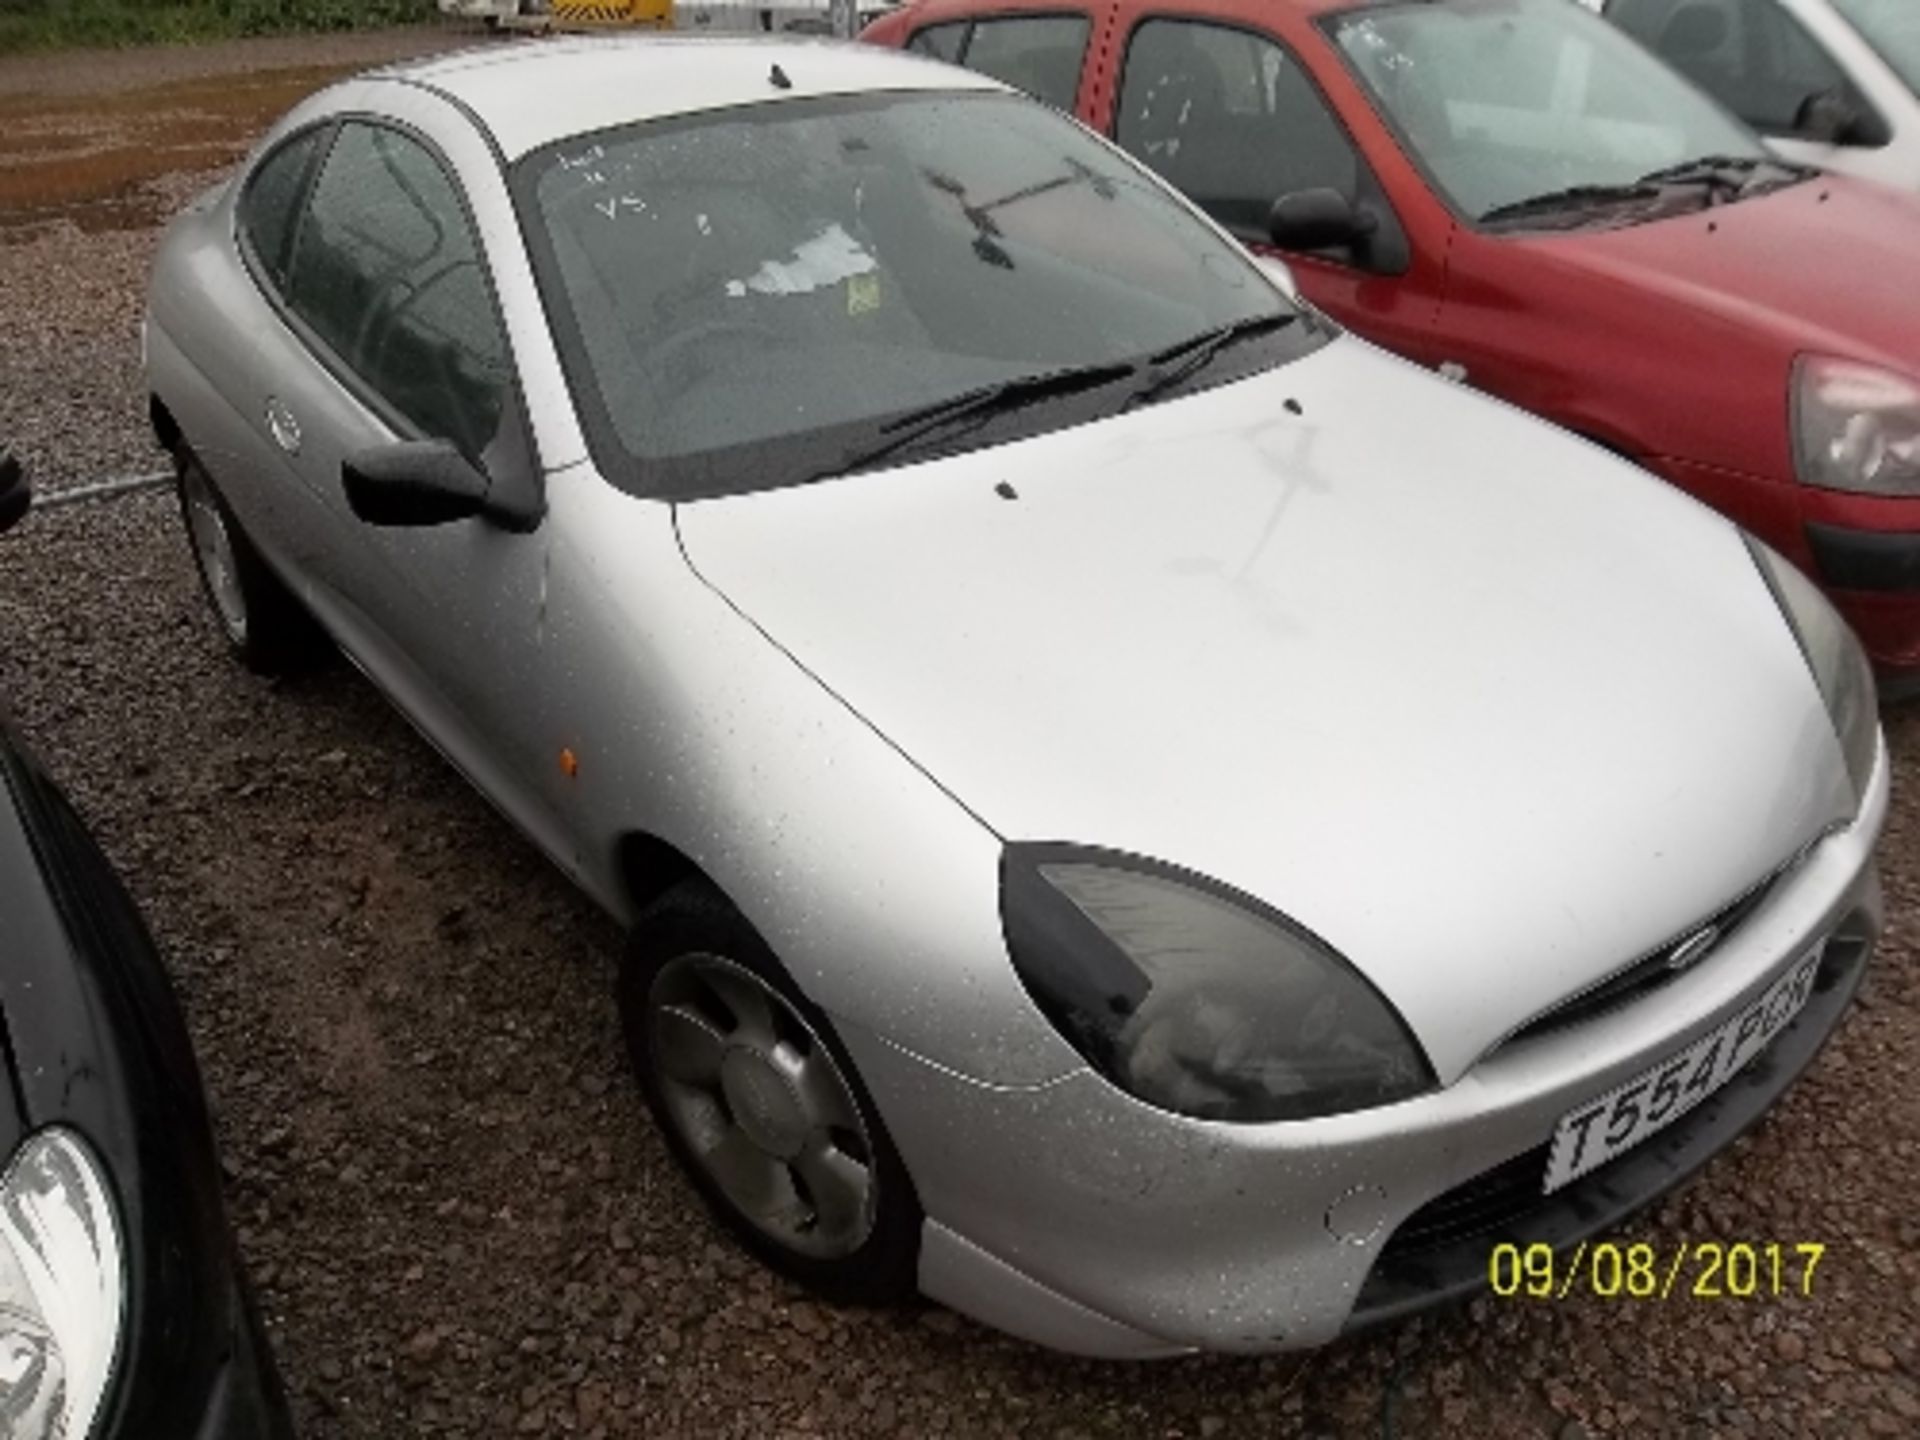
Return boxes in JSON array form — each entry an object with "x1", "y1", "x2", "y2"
[
  {"x1": 1344, "y1": 909, "x2": 1873, "y2": 1333},
  {"x1": 846, "y1": 742, "x2": 1889, "y2": 1356}
]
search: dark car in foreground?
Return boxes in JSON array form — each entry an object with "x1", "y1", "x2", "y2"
[{"x1": 0, "y1": 448, "x2": 292, "y2": 1437}]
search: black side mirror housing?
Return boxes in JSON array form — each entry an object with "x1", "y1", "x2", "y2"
[
  {"x1": 342, "y1": 440, "x2": 490, "y2": 528},
  {"x1": 0, "y1": 447, "x2": 29, "y2": 536},
  {"x1": 1267, "y1": 189, "x2": 1380, "y2": 255},
  {"x1": 1794, "y1": 89, "x2": 1871, "y2": 146}
]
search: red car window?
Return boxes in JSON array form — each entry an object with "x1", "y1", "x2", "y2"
[
  {"x1": 906, "y1": 12, "x2": 1094, "y2": 111},
  {"x1": 1114, "y1": 18, "x2": 1365, "y2": 241}
]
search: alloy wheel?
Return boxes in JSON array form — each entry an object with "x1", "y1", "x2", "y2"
[
  {"x1": 648, "y1": 953, "x2": 878, "y2": 1259},
  {"x1": 181, "y1": 468, "x2": 248, "y2": 645}
]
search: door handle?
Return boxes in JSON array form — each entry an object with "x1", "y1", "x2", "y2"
[{"x1": 265, "y1": 397, "x2": 302, "y2": 456}]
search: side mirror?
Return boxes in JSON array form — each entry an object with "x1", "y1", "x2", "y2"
[
  {"x1": 0, "y1": 447, "x2": 29, "y2": 536},
  {"x1": 1794, "y1": 89, "x2": 1868, "y2": 145},
  {"x1": 1267, "y1": 189, "x2": 1379, "y2": 254},
  {"x1": 341, "y1": 440, "x2": 488, "y2": 528}
]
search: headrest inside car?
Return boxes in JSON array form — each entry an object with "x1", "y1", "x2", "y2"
[{"x1": 1662, "y1": 5, "x2": 1731, "y2": 59}]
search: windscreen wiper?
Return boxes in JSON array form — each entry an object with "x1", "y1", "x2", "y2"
[
  {"x1": 1125, "y1": 313, "x2": 1300, "y2": 411},
  {"x1": 1479, "y1": 182, "x2": 1663, "y2": 226},
  {"x1": 1638, "y1": 154, "x2": 1774, "y2": 183},
  {"x1": 1636, "y1": 153, "x2": 1813, "y2": 200},
  {"x1": 814, "y1": 361, "x2": 1138, "y2": 480}
]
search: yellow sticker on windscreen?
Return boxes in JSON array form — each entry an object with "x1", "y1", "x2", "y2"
[{"x1": 847, "y1": 272, "x2": 881, "y2": 316}]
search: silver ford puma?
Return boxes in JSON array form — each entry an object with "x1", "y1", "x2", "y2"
[{"x1": 143, "y1": 36, "x2": 1886, "y2": 1356}]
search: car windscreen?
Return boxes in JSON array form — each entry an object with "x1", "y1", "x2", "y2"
[
  {"x1": 514, "y1": 90, "x2": 1322, "y2": 499},
  {"x1": 1833, "y1": 0, "x2": 1920, "y2": 96},
  {"x1": 1328, "y1": 0, "x2": 1769, "y2": 225}
]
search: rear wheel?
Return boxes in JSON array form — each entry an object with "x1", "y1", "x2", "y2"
[
  {"x1": 619, "y1": 881, "x2": 922, "y2": 1303},
  {"x1": 176, "y1": 454, "x2": 323, "y2": 674}
]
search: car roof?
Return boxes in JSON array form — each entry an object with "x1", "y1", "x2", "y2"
[{"x1": 374, "y1": 35, "x2": 1006, "y2": 161}]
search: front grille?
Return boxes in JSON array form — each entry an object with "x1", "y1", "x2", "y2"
[
  {"x1": 1383, "y1": 1144, "x2": 1550, "y2": 1255},
  {"x1": 1379, "y1": 935, "x2": 1858, "y2": 1269},
  {"x1": 1504, "y1": 870, "x2": 1786, "y2": 1046}
]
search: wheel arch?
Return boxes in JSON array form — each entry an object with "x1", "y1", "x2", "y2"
[
  {"x1": 1572, "y1": 426, "x2": 1645, "y2": 465},
  {"x1": 149, "y1": 393, "x2": 183, "y2": 459},
  {"x1": 612, "y1": 829, "x2": 708, "y2": 921}
]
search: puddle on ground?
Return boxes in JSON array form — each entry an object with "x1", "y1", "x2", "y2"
[{"x1": 0, "y1": 64, "x2": 354, "y2": 237}]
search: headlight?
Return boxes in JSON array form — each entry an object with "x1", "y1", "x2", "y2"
[
  {"x1": 1000, "y1": 847, "x2": 1434, "y2": 1122},
  {"x1": 1792, "y1": 356, "x2": 1920, "y2": 497},
  {"x1": 0, "y1": 1130, "x2": 124, "y2": 1439},
  {"x1": 1745, "y1": 535, "x2": 1879, "y2": 799}
]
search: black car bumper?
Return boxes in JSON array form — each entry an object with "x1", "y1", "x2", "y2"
[
  {"x1": 193, "y1": 1276, "x2": 296, "y2": 1440},
  {"x1": 1807, "y1": 522, "x2": 1920, "y2": 594},
  {"x1": 1806, "y1": 524, "x2": 1920, "y2": 695}
]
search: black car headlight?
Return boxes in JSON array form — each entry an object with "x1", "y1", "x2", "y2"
[
  {"x1": 0, "y1": 1130, "x2": 124, "y2": 1439},
  {"x1": 1000, "y1": 846, "x2": 1434, "y2": 1122},
  {"x1": 1745, "y1": 534, "x2": 1879, "y2": 801}
]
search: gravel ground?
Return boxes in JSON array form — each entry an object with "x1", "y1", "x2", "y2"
[{"x1": 1, "y1": 32, "x2": 1917, "y2": 1440}]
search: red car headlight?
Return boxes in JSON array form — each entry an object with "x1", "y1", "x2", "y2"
[{"x1": 1793, "y1": 356, "x2": 1920, "y2": 498}]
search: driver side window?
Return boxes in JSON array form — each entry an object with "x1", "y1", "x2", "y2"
[
  {"x1": 1611, "y1": 0, "x2": 1877, "y2": 140},
  {"x1": 282, "y1": 122, "x2": 510, "y2": 462},
  {"x1": 1115, "y1": 20, "x2": 1362, "y2": 242}
]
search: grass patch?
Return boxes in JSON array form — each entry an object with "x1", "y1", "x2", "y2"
[{"x1": 0, "y1": 0, "x2": 431, "y2": 53}]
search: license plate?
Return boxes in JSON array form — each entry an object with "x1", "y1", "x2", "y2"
[{"x1": 1542, "y1": 947, "x2": 1823, "y2": 1195}]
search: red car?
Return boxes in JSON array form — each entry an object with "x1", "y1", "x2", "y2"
[{"x1": 864, "y1": 0, "x2": 1920, "y2": 689}]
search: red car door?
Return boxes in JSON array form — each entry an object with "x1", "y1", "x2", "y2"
[{"x1": 1090, "y1": 0, "x2": 1460, "y2": 370}]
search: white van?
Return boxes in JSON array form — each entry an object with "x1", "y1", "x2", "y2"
[
  {"x1": 674, "y1": 0, "x2": 898, "y2": 34},
  {"x1": 437, "y1": 0, "x2": 552, "y2": 31}
]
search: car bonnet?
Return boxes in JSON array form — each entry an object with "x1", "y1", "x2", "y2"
[
  {"x1": 1517, "y1": 173, "x2": 1920, "y2": 376},
  {"x1": 674, "y1": 338, "x2": 1860, "y2": 1082}
]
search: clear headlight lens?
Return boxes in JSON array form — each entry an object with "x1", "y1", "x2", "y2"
[
  {"x1": 0, "y1": 1130, "x2": 124, "y2": 1440},
  {"x1": 1000, "y1": 848, "x2": 1434, "y2": 1122},
  {"x1": 1792, "y1": 356, "x2": 1920, "y2": 497},
  {"x1": 1746, "y1": 535, "x2": 1880, "y2": 800}
]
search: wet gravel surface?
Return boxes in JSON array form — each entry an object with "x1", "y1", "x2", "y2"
[{"x1": 2, "y1": 31, "x2": 1917, "y2": 1440}]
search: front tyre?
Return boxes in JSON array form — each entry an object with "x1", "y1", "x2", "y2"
[
  {"x1": 176, "y1": 454, "x2": 322, "y2": 674},
  {"x1": 619, "y1": 882, "x2": 922, "y2": 1304}
]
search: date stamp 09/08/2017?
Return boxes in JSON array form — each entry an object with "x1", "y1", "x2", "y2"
[{"x1": 1488, "y1": 1241, "x2": 1827, "y2": 1302}]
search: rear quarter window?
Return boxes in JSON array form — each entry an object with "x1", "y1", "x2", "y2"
[{"x1": 238, "y1": 127, "x2": 328, "y2": 290}]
